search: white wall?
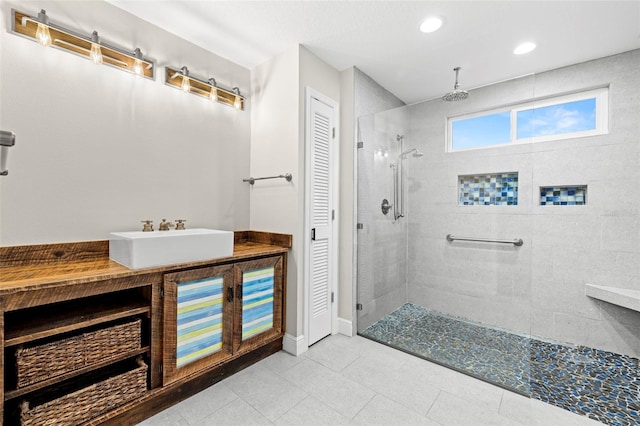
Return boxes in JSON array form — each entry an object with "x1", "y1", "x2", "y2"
[
  {"x1": 250, "y1": 45, "x2": 301, "y2": 340},
  {"x1": 0, "y1": 1, "x2": 250, "y2": 245},
  {"x1": 250, "y1": 45, "x2": 340, "y2": 352}
]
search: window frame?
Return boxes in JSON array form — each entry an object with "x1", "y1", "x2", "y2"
[{"x1": 447, "y1": 87, "x2": 609, "y2": 152}]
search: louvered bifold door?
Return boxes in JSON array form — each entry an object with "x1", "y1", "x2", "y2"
[{"x1": 308, "y1": 96, "x2": 334, "y2": 345}]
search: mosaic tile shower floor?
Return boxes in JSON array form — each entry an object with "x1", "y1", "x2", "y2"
[{"x1": 360, "y1": 303, "x2": 639, "y2": 426}]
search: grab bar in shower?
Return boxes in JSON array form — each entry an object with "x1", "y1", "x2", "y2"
[
  {"x1": 446, "y1": 234, "x2": 524, "y2": 247},
  {"x1": 243, "y1": 173, "x2": 292, "y2": 185}
]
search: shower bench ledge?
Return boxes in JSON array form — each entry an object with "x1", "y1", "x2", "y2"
[{"x1": 585, "y1": 284, "x2": 640, "y2": 313}]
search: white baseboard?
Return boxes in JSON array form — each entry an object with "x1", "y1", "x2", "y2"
[
  {"x1": 338, "y1": 317, "x2": 353, "y2": 337},
  {"x1": 283, "y1": 333, "x2": 308, "y2": 356}
]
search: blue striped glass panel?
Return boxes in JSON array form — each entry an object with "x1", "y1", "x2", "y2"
[
  {"x1": 242, "y1": 267, "x2": 275, "y2": 340},
  {"x1": 176, "y1": 276, "x2": 224, "y2": 367}
]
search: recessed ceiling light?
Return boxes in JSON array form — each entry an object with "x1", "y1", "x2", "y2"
[
  {"x1": 514, "y1": 42, "x2": 536, "y2": 55},
  {"x1": 420, "y1": 17, "x2": 443, "y2": 33}
]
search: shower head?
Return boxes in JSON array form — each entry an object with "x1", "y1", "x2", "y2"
[
  {"x1": 442, "y1": 67, "x2": 469, "y2": 102},
  {"x1": 412, "y1": 149, "x2": 424, "y2": 158}
]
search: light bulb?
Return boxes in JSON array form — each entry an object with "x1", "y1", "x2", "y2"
[
  {"x1": 90, "y1": 31, "x2": 102, "y2": 64},
  {"x1": 208, "y1": 78, "x2": 218, "y2": 102},
  {"x1": 90, "y1": 44, "x2": 103, "y2": 64},
  {"x1": 35, "y1": 10, "x2": 51, "y2": 47},
  {"x1": 133, "y1": 59, "x2": 143, "y2": 76},
  {"x1": 179, "y1": 66, "x2": 190, "y2": 92},
  {"x1": 36, "y1": 23, "x2": 51, "y2": 47},
  {"x1": 181, "y1": 76, "x2": 190, "y2": 93},
  {"x1": 232, "y1": 87, "x2": 242, "y2": 110},
  {"x1": 132, "y1": 48, "x2": 143, "y2": 76}
]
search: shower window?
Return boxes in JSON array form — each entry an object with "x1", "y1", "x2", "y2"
[{"x1": 448, "y1": 87, "x2": 608, "y2": 152}]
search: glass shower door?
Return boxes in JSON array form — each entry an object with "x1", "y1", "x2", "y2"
[
  {"x1": 356, "y1": 107, "x2": 409, "y2": 333},
  {"x1": 356, "y1": 88, "x2": 535, "y2": 397}
]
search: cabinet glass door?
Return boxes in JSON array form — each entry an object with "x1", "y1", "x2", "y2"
[
  {"x1": 241, "y1": 266, "x2": 275, "y2": 340},
  {"x1": 163, "y1": 265, "x2": 233, "y2": 384},
  {"x1": 176, "y1": 276, "x2": 224, "y2": 367},
  {"x1": 233, "y1": 256, "x2": 284, "y2": 352}
]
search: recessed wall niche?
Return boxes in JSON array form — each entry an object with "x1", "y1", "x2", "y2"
[
  {"x1": 540, "y1": 185, "x2": 587, "y2": 205},
  {"x1": 458, "y1": 172, "x2": 518, "y2": 206}
]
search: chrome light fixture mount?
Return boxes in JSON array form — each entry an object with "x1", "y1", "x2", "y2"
[
  {"x1": 165, "y1": 66, "x2": 245, "y2": 111},
  {"x1": 11, "y1": 8, "x2": 155, "y2": 79}
]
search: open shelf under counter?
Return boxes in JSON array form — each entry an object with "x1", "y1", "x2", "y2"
[{"x1": 4, "y1": 292, "x2": 150, "y2": 347}]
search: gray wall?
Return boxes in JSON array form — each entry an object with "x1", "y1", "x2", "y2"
[
  {"x1": 354, "y1": 68, "x2": 406, "y2": 331},
  {"x1": 406, "y1": 50, "x2": 640, "y2": 357}
]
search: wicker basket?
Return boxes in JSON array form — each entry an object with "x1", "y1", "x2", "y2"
[
  {"x1": 16, "y1": 319, "x2": 142, "y2": 388},
  {"x1": 20, "y1": 358, "x2": 147, "y2": 426}
]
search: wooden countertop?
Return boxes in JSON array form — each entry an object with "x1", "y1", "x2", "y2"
[{"x1": 0, "y1": 231, "x2": 291, "y2": 295}]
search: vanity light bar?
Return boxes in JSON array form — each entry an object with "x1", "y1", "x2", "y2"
[
  {"x1": 165, "y1": 66, "x2": 245, "y2": 111},
  {"x1": 11, "y1": 9, "x2": 155, "y2": 80}
]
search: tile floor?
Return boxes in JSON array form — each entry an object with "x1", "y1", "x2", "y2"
[
  {"x1": 360, "y1": 303, "x2": 640, "y2": 426},
  {"x1": 138, "y1": 334, "x2": 604, "y2": 426}
]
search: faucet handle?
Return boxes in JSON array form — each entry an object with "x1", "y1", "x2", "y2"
[
  {"x1": 141, "y1": 220, "x2": 154, "y2": 232},
  {"x1": 175, "y1": 219, "x2": 187, "y2": 230}
]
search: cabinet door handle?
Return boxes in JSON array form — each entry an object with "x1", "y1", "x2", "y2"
[
  {"x1": 237, "y1": 285, "x2": 243, "y2": 301},
  {"x1": 227, "y1": 286, "x2": 234, "y2": 302}
]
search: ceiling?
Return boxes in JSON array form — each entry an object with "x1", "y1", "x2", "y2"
[{"x1": 107, "y1": 1, "x2": 640, "y2": 104}]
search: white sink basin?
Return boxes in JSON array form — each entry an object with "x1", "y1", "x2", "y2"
[{"x1": 109, "y1": 228, "x2": 234, "y2": 270}]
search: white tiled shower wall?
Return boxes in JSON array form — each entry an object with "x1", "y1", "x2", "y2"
[{"x1": 405, "y1": 49, "x2": 640, "y2": 357}]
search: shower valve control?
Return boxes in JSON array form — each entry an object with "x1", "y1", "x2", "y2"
[{"x1": 381, "y1": 199, "x2": 393, "y2": 215}]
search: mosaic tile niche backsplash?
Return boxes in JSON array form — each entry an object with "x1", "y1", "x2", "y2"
[
  {"x1": 459, "y1": 172, "x2": 519, "y2": 206},
  {"x1": 540, "y1": 186, "x2": 587, "y2": 205}
]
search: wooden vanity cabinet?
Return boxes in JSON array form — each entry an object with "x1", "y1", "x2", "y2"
[{"x1": 0, "y1": 232, "x2": 290, "y2": 425}]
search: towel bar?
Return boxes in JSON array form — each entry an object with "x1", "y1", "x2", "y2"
[
  {"x1": 243, "y1": 173, "x2": 292, "y2": 185},
  {"x1": 446, "y1": 234, "x2": 524, "y2": 247}
]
